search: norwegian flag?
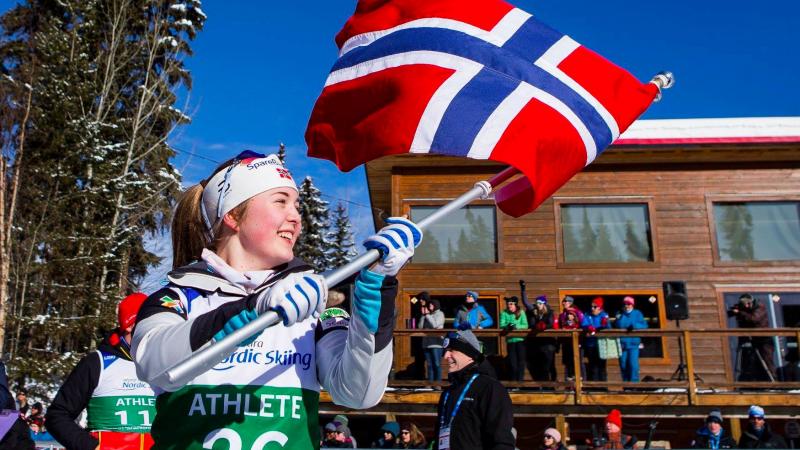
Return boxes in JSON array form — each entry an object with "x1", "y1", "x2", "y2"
[{"x1": 305, "y1": 0, "x2": 659, "y2": 217}]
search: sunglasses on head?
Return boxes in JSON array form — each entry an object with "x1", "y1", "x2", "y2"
[{"x1": 212, "y1": 150, "x2": 268, "y2": 221}]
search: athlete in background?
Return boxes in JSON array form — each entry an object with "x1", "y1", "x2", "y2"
[{"x1": 47, "y1": 293, "x2": 155, "y2": 450}]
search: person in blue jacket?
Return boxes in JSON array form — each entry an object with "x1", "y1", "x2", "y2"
[
  {"x1": 581, "y1": 297, "x2": 610, "y2": 382},
  {"x1": 454, "y1": 291, "x2": 493, "y2": 331},
  {"x1": 615, "y1": 296, "x2": 649, "y2": 382}
]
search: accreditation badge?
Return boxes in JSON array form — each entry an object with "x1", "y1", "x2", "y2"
[{"x1": 438, "y1": 425, "x2": 451, "y2": 450}]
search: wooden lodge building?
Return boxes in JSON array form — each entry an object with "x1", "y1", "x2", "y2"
[{"x1": 321, "y1": 117, "x2": 800, "y2": 448}]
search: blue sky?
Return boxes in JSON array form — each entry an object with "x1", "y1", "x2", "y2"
[
  {"x1": 165, "y1": 0, "x2": 799, "y2": 236},
  {"x1": 2, "y1": 0, "x2": 799, "y2": 283}
]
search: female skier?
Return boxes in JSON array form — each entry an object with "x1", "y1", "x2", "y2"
[{"x1": 131, "y1": 151, "x2": 421, "y2": 449}]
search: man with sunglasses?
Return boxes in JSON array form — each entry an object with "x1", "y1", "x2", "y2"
[
  {"x1": 739, "y1": 405, "x2": 787, "y2": 449},
  {"x1": 434, "y1": 330, "x2": 514, "y2": 450}
]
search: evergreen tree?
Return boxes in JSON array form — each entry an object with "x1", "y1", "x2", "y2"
[
  {"x1": 562, "y1": 209, "x2": 583, "y2": 262},
  {"x1": 0, "y1": 0, "x2": 205, "y2": 383},
  {"x1": 295, "y1": 176, "x2": 330, "y2": 271},
  {"x1": 277, "y1": 142, "x2": 286, "y2": 165},
  {"x1": 467, "y1": 208, "x2": 494, "y2": 261},
  {"x1": 454, "y1": 229, "x2": 472, "y2": 262},
  {"x1": 578, "y1": 208, "x2": 598, "y2": 260},
  {"x1": 326, "y1": 202, "x2": 356, "y2": 269},
  {"x1": 447, "y1": 239, "x2": 456, "y2": 262},
  {"x1": 624, "y1": 220, "x2": 651, "y2": 261},
  {"x1": 719, "y1": 204, "x2": 754, "y2": 261},
  {"x1": 414, "y1": 232, "x2": 442, "y2": 263},
  {"x1": 593, "y1": 220, "x2": 620, "y2": 262}
]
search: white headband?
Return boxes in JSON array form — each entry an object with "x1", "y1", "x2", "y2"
[{"x1": 201, "y1": 153, "x2": 298, "y2": 236}]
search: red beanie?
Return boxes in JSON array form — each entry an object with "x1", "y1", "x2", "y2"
[
  {"x1": 592, "y1": 296, "x2": 604, "y2": 308},
  {"x1": 118, "y1": 292, "x2": 148, "y2": 330},
  {"x1": 606, "y1": 409, "x2": 622, "y2": 428}
]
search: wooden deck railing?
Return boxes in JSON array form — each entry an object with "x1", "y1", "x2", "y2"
[{"x1": 387, "y1": 327, "x2": 800, "y2": 407}]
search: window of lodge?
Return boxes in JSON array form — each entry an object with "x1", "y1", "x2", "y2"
[
  {"x1": 712, "y1": 201, "x2": 800, "y2": 262},
  {"x1": 558, "y1": 202, "x2": 655, "y2": 263},
  {"x1": 409, "y1": 205, "x2": 498, "y2": 264}
]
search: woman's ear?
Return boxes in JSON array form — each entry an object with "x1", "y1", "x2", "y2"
[{"x1": 222, "y1": 212, "x2": 240, "y2": 232}]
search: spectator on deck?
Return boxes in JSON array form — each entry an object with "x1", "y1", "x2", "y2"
[
  {"x1": 454, "y1": 291, "x2": 493, "y2": 330},
  {"x1": 582, "y1": 297, "x2": 610, "y2": 382},
  {"x1": 615, "y1": 296, "x2": 648, "y2": 382},
  {"x1": 690, "y1": 409, "x2": 736, "y2": 449},
  {"x1": 398, "y1": 422, "x2": 427, "y2": 449},
  {"x1": 520, "y1": 280, "x2": 557, "y2": 382},
  {"x1": 739, "y1": 405, "x2": 787, "y2": 449},
  {"x1": 421, "y1": 298, "x2": 445, "y2": 383},
  {"x1": 542, "y1": 427, "x2": 567, "y2": 450},
  {"x1": 556, "y1": 296, "x2": 584, "y2": 328},
  {"x1": 500, "y1": 296, "x2": 528, "y2": 381},
  {"x1": 729, "y1": 294, "x2": 777, "y2": 381},
  {"x1": 556, "y1": 307, "x2": 583, "y2": 381},
  {"x1": 409, "y1": 291, "x2": 430, "y2": 379}
]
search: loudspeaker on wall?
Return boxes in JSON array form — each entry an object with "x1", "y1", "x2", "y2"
[{"x1": 663, "y1": 280, "x2": 689, "y2": 321}]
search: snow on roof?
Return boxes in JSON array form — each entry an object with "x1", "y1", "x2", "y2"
[{"x1": 615, "y1": 117, "x2": 800, "y2": 145}]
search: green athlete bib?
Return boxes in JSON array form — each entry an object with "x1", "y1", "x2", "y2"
[
  {"x1": 152, "y1": 385, "x2": 319, "y2": 449},
  {"x1": 150, "y1": 291, "x2": 321, "y2": 450},
  {"x1": 86, "y1": 350, "x2": 156, "y2": 433}
]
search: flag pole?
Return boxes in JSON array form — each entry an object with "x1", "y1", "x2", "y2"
[{"x1": 153, "y1": 166, "x2": 519, "y2": 388}]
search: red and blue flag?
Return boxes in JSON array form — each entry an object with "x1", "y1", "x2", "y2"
[{"x1": 306, "y1": 0, "x2": 659, "y2": 217}]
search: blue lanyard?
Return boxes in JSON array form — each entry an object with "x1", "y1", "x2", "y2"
[{"x1": 440, "y1": 373, "x2": 479, "y2": 427}]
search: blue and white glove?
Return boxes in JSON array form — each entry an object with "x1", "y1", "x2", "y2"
[
  {"x1": 255, "y1": 272, "x2": 328, "y2": 326},
  {"x1": 363, "y1": 217, "x2": 423, "y2": 276}
]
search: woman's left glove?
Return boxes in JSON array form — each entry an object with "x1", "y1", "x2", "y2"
[{"x1": 363, "y1": 217, "x2": 423, "y2": 276}]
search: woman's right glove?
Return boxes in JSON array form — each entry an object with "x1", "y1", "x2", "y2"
[
  {"x1": 363, "y1": 217, "x2": 423, "y2": 276},
  {"x1": 255, "y1": 272, "x2": 328, "y2": 326}
]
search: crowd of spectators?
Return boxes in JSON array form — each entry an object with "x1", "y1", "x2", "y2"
[
  {"x1": 410, "y1": 283, "x2": 656, "y2": 385},
  {"x1": 321, "y1": 404, "x2": 791, "y2": 449}
]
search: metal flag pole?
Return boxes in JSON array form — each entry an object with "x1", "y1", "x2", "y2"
[
  {"x1": 154, "y1": 166, "x2": 519, "y2": 388},
  {"x1": 155, "y1": 71, "x2": 675, "y2": 388}
]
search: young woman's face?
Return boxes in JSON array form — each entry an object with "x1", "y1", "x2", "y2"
[
  {"x1": 231, "y1": 187, "x2": 301, "y2": 268},
  {"x1": 507, "y1": 302, "x2": 517, "y2": 313}
]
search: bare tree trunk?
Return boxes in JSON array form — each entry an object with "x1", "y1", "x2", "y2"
[
  {"x1": 98, "y1": 5, "x2": 168, "y2": 303},
  {"x1": 0, "y1": 75, "x2": 34, "y2": 355},
  {"x1": 11, "y1": 175, "x2": 59, "y2": 359}
]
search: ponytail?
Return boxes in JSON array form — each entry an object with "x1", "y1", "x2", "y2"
[
  {"x1": 171, "y1": 156, "x2": 252, "y2": 269},
  {"x1": 171, "y1": 184, "x2": 209, "y2": 269}
]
